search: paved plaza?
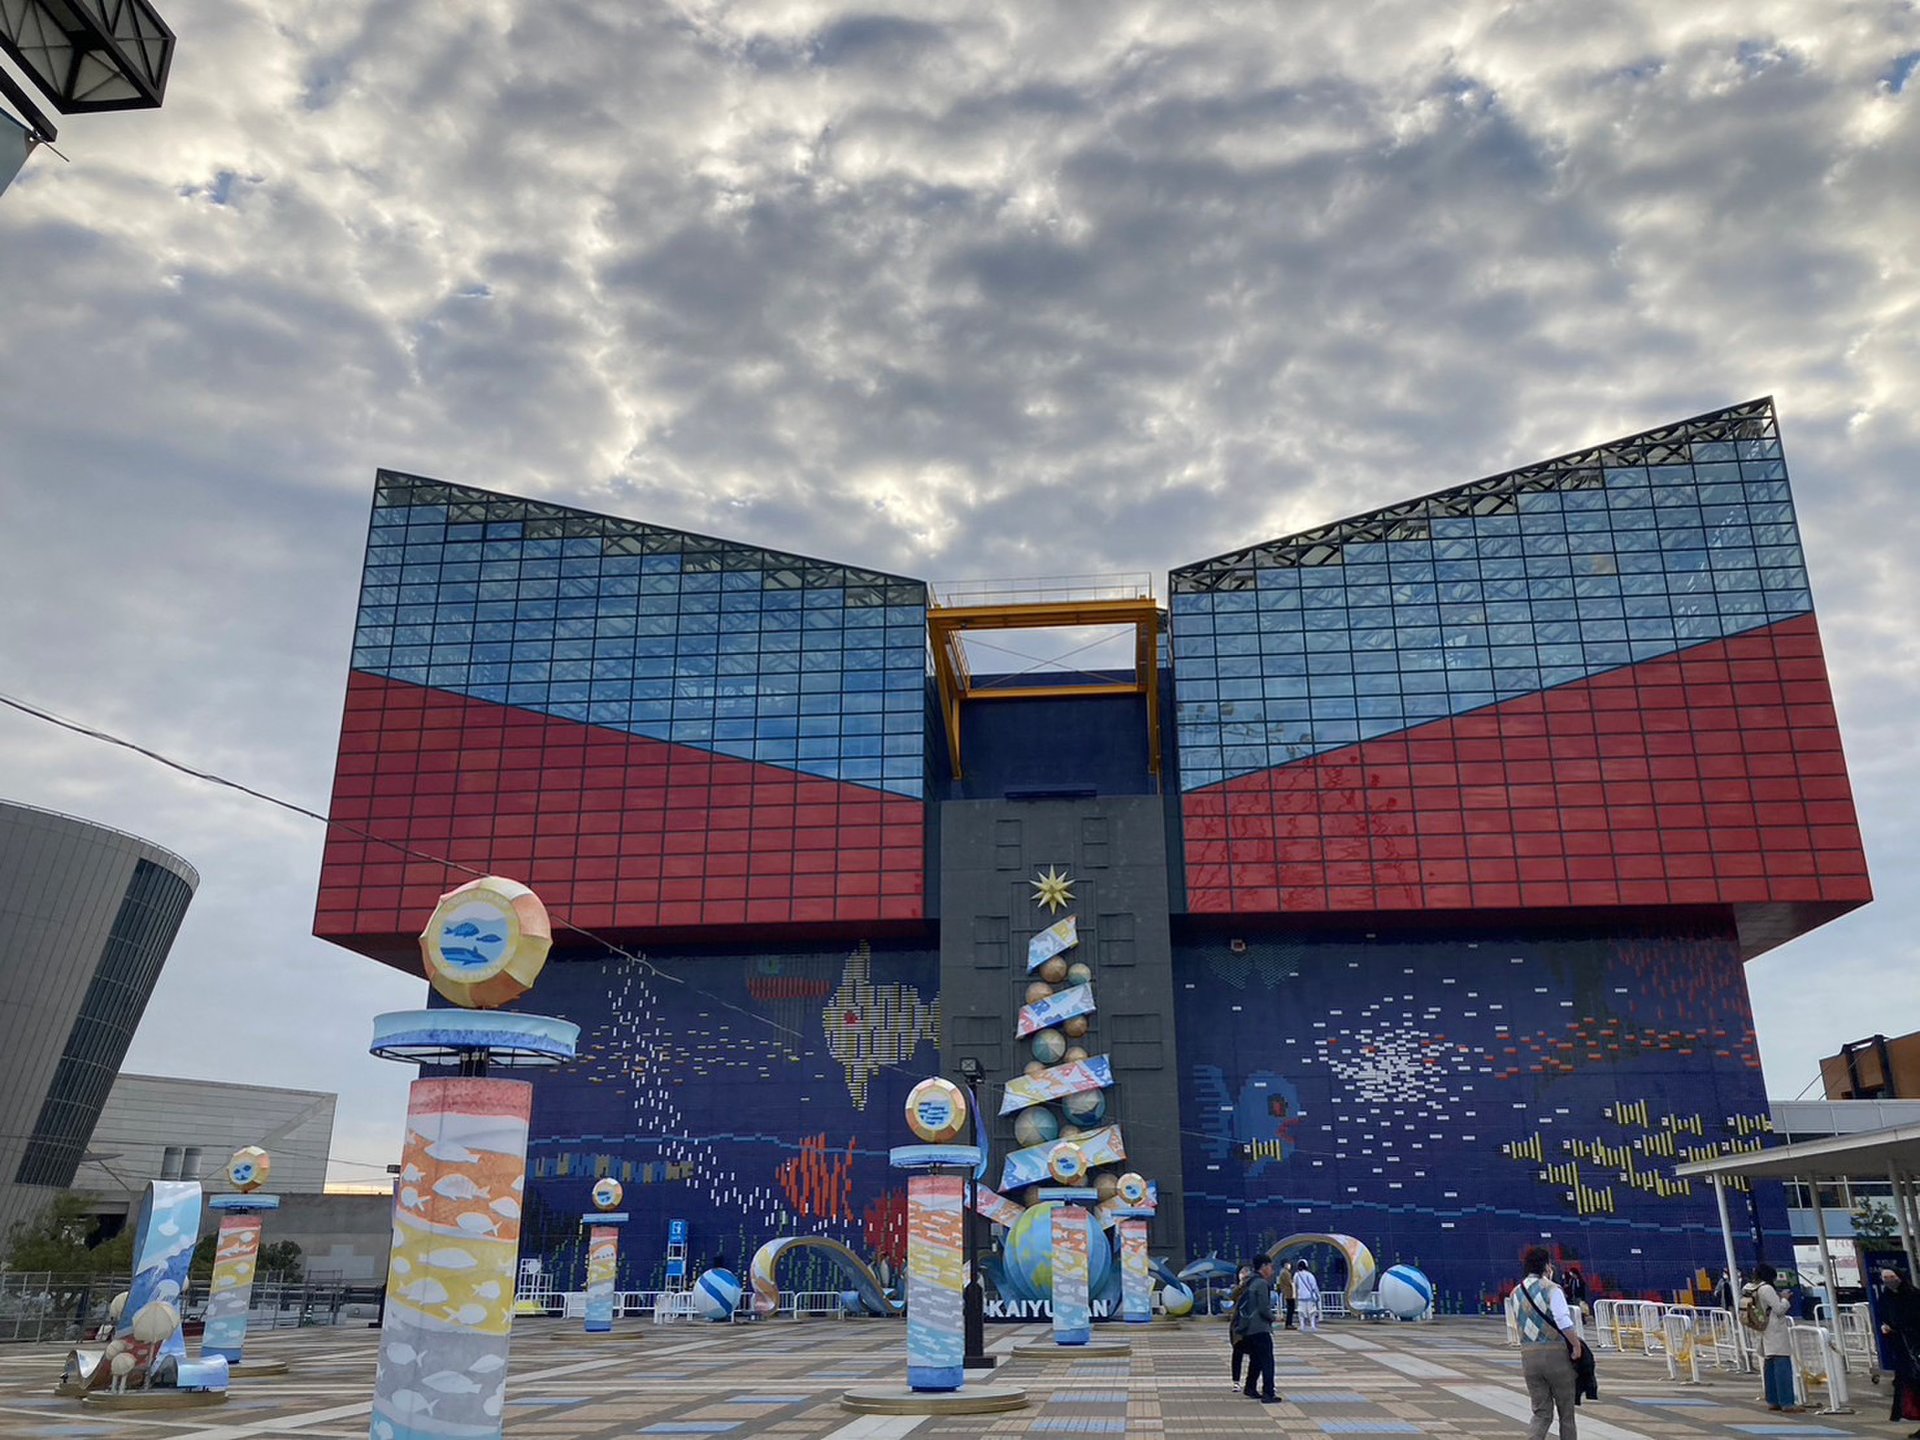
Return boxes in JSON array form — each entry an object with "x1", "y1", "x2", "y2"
[{"x1": 0, "y1": 1316, "x2": 1900, "y2": 1439}]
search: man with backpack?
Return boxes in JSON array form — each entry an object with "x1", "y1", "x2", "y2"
[
  {"x1": 1237, "y1": 1256, "x2": 1280, "y2": 1403},
  {"x1": 1226, "y1": 1264, "x2": 1253, "y2": 1390}
]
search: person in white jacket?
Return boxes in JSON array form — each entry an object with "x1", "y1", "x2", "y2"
[{"x1": 1294, "y1": 1266, "x2": 1321, "y2": 1331}]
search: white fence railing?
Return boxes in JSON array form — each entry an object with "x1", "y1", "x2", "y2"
[{"x1": 1789, "y1": 1322, "x2": 1854, "y2": 1414}]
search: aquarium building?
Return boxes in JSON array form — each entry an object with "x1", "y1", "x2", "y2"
[{"x1": 314, "y1": 398, "x2": 1870, "y2": 1307}]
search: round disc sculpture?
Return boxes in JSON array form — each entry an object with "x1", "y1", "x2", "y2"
[
  {"x1": 368, "y1": 877, "x2": 579, "y2": 1440},
  {"x1": 581, "y1": 1178, "x2": 629, "y2": 1336},
  {"x1": 201, "y1": 1148, "x2": 286, "y2": 1374}
]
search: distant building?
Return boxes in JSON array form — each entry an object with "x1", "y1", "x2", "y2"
[
  {"x1": 70, "y1": 1073, "x2": 337, "y2": 1216},
  {"x1": 1820, "y1": 1032, "x2": 1920, "y2": 1100},
  {"x1": 0, "y1": 802, "x2": 197, "y2": 1239},
  {"x1": 1769, "y1": 1098, "x2": 1920, "y2": 1287}
]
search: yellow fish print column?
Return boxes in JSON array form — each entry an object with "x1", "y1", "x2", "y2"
[{"x1": 366, "y1": 876, "x2": 577, "y2": 1440}]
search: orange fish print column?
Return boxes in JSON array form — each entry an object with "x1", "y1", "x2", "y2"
[
  {"x1": 201, "y1": 1215, "x2": 263, "y2": 1362},
  {"x1": 371, "y1": 1077, "x2": 529, "y2": 1440}
]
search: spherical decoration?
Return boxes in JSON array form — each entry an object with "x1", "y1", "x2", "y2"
[
  {"x1": 1064, "y1": 1045, "x2": 1089, "y2": 1064},
  {"x1": 1025, "y1": 981, "x2": 1055, "y2": 1005},
  {"x1": 106, "y1": 1291, "x2": 130, "y2": 1324},
  {"x1": 1161, "y1": 1281, "x2": 1195, "y2": 1317},
  {"x1": 1031, "y1": 1029, "x2": 1067, "y2": 1065},
  {"x1": 1062, "y1": 1015, "x2": 1090, "y2": 1038},
  {"x1": 1060, "y1": 1125, "x2": 1085, "y2": 1141},
  {"x1": 591, "y1": 1177, "x2": 624, "y2": 1211},
  {"x1": 1039, "y1": 956, "x2": 1069, "y2": 983},
  {"x1": 905, "y1": 1077, "x2": 970, "y2": 1144},
  {"x1": 225, "y1": 1146, "x2": 270, "y2": 1194},
  {"x1": 1012, "y1": 1106, "x2": 1060, "y2": 1149},
  {"x1": 1376, "y1": 1264, "x2": 1434, "y2": 1319},
  {"x1": 1117, "y1": 1172, "x2": 1150, "y2": 1207},
  {"x1": 1025, "y1": 1060, "x2": 1047, "y2": 1079},
  {"x1": 693, "y1": 1268, "x2": 743, "y2": 1321},
  {"x1": 998, "y1": 1201, "x2": 1116, "y2": 1302},
  {"x1": 1093, "y1": 1172, "x2": 1119, "y2": 1202},
  {"x1": 1066, "y1": 961, "x2": 1093, "y2": 986},
  {"x1": 1061, "y1": 1088, "x2": 1106, "y2": 1127},
  {"x1": 418, "y1": 876, "x2": 553, "y2": 1009},
  {"x1": 1046, "y1": 1142, "x2": 1087, "y2": 1185}
]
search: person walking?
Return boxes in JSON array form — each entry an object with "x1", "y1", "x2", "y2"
[
  {"x1": 1295, "y1": 1265, "x2": 1321, "y2": 1332},
  {"x1": 1279, "y1": 1259, "x2": 1298, "y2": 1329},
  {"x1": 1226, "y1": 1264, "x2": 1253, "y2": 1391},
  {"x1": 1746, "y1": 1263, "x2": 1799, "y2": 1412},
  {"x1": 1514, "y1": 1245, "x2": 1585, "y2": 1439},
  {"x1": 1876, "y1": 1268, "x2": 1920, "y2": 1437},
  {"x1": 1240, "y1": 1257, "x2": 1280, "y2": 1403}
]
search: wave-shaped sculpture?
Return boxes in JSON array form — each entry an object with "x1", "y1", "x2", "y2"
[
  {"x1": 748, "y1": 1235, "x2": 902, "y2": 1318},
  {"x1": 1265, "y1": 1232, "x2": 1378, "y2": 1305}
]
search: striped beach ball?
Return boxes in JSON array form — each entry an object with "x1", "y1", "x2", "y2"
[
  {"x1": 1376, "y1": 1265, "x2": 1433, "y2": 1319},
  {"x1": 693, "y1": 1268, "x2": 742, "y2": 1321}
]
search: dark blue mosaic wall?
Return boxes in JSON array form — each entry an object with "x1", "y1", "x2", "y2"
[
  {"x1": 1173, "y1": 923, "x2": 1789, "y2": 1310},
  {"x1": 514, "y1": 942, "x2": 939, "y2": 1290}
]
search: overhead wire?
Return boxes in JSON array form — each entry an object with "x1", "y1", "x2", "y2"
[{"x1": 0, "y1": 687, "x2": 1383, "y2": 1161}]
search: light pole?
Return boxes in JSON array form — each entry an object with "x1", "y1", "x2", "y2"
[{"x1": 958, "y1": 1056, "x2": 993, "y2": 1370}]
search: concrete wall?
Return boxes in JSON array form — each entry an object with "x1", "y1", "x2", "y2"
[
  {"x1": 194, "y1": 1192, "x2": 394, "y2": 1285},
  {"x1": 72, "y1": 1074, "x2": 337, "y2": 1204},
  {"x1": 0, "y1": 802, "x2": 197, "y2": 1241},
  {"x1": 938, "y1": 795, "x2": 1187, "y2": 1259}
]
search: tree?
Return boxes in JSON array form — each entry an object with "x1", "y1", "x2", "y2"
[
  {"x1": 2, "y1": 1193, "x2": 94, "y2": 1273},
  {"x1": 1852, "y1": 1198, "x2": 1901, "y2": 1252},
  {"x1": 258, "y1": 1241, "x2": 305, "y2": 1282}
]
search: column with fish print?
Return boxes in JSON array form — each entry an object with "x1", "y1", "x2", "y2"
[
  {"x1": 1039, "y1": 1185, "x2": 1098, "y2": 1345},
  {"x1": 1114, "y1": 1213, "x2": 1152, "y2": 1324},
  {"x1": 893, "y1": 1079, "x2": 979, "y2": 1393},
  {"x1": 372, "y1": 1077, "x2": 530, "y2": 1437},
  {"x1": 367, "y1": 877, "x2": 578, "y2": 1440},
  {"x1": 202, "y1": 1147, "x2": 281, "y2": 1370},
  {"x1": 581, "y1": 1178, "x2": 627, "y2": 1335}
]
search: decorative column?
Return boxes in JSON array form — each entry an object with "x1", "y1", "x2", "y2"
[
  {"x1": 366, "y1": 876, "x2": 578, "y2": 1440},
  {"x1": 582, "y1": 1178, "x2": 629, "y2": 1336},
  {"x1": 1115, "y1": 1214, "x2": 1152, "y2": 1324},
  {"x1": 202, "y1": 1148, "x2": 284, "y2": 1374}
]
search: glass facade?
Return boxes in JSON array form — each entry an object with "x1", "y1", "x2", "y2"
[
  {"x1": 354, "y1": 473, "x2": 930, "y2": 799},
  {"x1": 1169, "y1": 399, "x2": 1810, "y2": 788}
]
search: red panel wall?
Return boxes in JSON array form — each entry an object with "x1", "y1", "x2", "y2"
[
  {"x1": 314, "y1": 672, "x2": 925, "y2": 953},
  {"x1": 1183, "y1": 614, "x2": 1870, "y2": 924}
]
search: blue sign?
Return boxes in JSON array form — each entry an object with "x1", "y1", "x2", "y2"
[{"x1": 668, "y1": 1218, "x2": 688, "y2": 1243}]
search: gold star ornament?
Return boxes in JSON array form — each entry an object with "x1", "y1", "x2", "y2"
[{"x1": 1031, "y1": 865, "x2": 1075, "y2": 914}]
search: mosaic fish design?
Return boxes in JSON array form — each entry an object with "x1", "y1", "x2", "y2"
[{"x1": 821, "y1": 942, "x2": 940, "y2": 1109}]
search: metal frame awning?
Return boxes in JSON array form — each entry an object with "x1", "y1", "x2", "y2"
[{"x1": 1674, "y1": 1121, "x2": 1920, "y2": 1314}]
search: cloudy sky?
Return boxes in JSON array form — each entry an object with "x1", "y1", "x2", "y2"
[{"x1": 1, "y1": 1, "x2": 1916, "y2": 1186}]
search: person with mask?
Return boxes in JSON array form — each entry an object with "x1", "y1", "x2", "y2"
[
  {"x1": 1238, "y1": 1256, "x2": 1280, "y2": 1403},
  {"x1": 1226, "y1": 1264, "x2": 1253, "y2": 1391},
  {"x1": 1747, "y1": 1263, "x2": 1799, "y2": 1412},
  {"x1": 1294, "y1": 1264, "x2": 1321, "y2": 1332},
  {"x1": 1878, "y1": 1268, "x2": 1920, "y2": 1437}
]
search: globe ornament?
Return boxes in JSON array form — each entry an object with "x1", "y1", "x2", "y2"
[
  {"x1": 418, "y1": 876, "x2": 553, "y2": 1009},
  {"x1": 1031, "y1": 1028, "x2": 1067, "y2": 1065},
  {"x1": 1025, "y1": 1060, "x2": 1047, "y2": 1079},
  {"x1": 999, "y1": 1200, "x2": 1115, "y2": 1301},
  {"x1": 1059, "y1": 1124, "x2": 1086, "y2": 1141},
  {"x1": 905, "y1": 1076, "x2": 969, "y2": 1144},
  {"x1": 693, "y1": 1267, "x2": 742, "y2": 1321},
  {"x1": 1061, "y1": 1088, "x2": 1106, "y2": 1127},
  {"x1": 1117, "y1": 1171, "x2": 1150, "y2": 1207},
  {"x1": 1062, "y1": 1015, "x2": 1090, "y2": 1039},
  {"x1": 1066, "y1": 961, "x2": 1093, "y2": 986},
  {"x1": 591, "y1": 1176, "x2": 624, "y2": 1211},
  {"x1": 1046, "y1": 1142, "x2": 1087, "y2": 1185},
  {"x1": 1025, "y1": 981, "x2": 1055, "y2": 1005},
  {"x1": 1376, "y1": 1264, "x2": 1434, "y2": 1319},
  {"x1": 225, "y1": 1146, "x2": 270, "y2": 1193},
  {"x1": 1161, "y1": 1280, "x2": 1195, "y2": 1317},
  {"x1": 1039, "y1": 956, "x2": 1069, "y2": 984},
  {"x1": 1064, "y1": 1045, "x2": 1089, "y2": 1064},
  {"x1": 1012, "y1": 1106, "x2": 1060, "y2": 1149},
  {"x1": 1093, "y1": 1171, "x2": 1119, "y2": 1202}
]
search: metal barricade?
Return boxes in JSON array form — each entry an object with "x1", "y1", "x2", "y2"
[
  {"x1": 1815, "y1": 1301, "x2": 1880, "y2": 1380},
  {"x1": 1789, "y1": 1323, "x2": 1854, "y2": 1415},
  {"x1": 1684, "y1": 1305, "x2": 1748, "y2": 1372},
  {"x1": 1605, "y1": 1299, "x2": 1666, "y2": 1355},
  {"x1": 1591, "y1": 1298, "x2": 1620, "y2": 1350},
  {"x1": 653, "y1": 1291, "x2": 700, "y2": 1323},
  {"x1": 1661, "y1": 1310, "x2": 1703, "y2": 1385},
  {"x1": 785, "y1": 1290, "x2": 849, "y2": 1319},
  {"x1": 1320, "y1": 1292, "x2": 1346, "y2": 1320},
  {"x1": 1503, "y1": 1289, "x2": 1521, "y2": 1347}
]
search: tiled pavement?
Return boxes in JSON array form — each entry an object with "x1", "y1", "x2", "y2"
[{"x1": 0, "y1": 1315, "x2": 1903, "y2": 1438}]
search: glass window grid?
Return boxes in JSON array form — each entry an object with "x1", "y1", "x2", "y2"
[
  {"x1": 1170, "y1": 421, "x2": 1811, "y2": 787},
  {"x1": 354, "y1": 481, "x2": 930, "y2": 798}
]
